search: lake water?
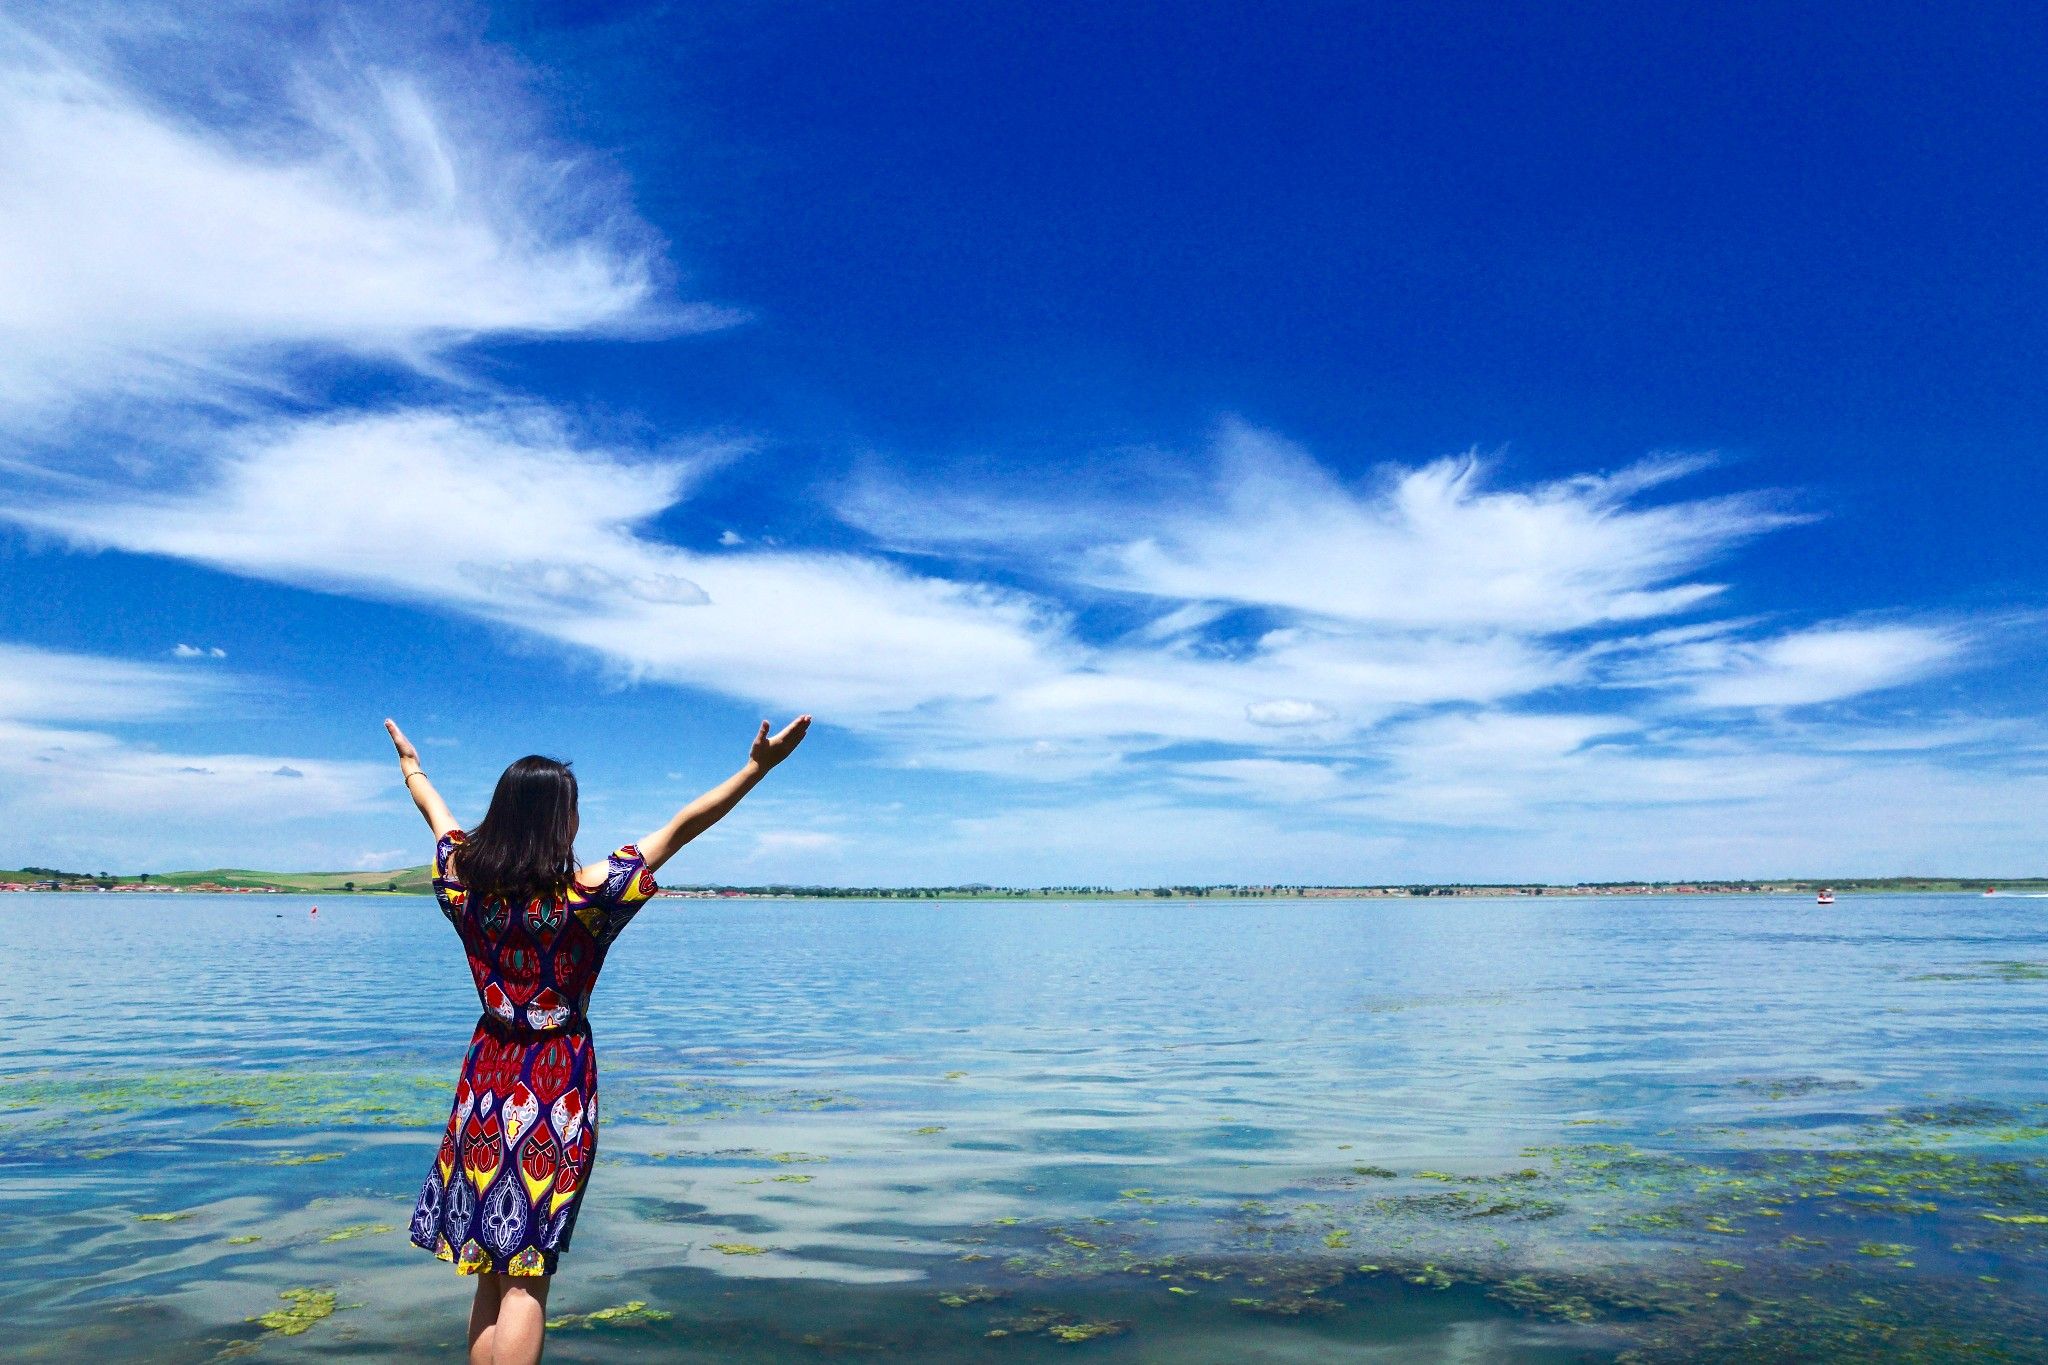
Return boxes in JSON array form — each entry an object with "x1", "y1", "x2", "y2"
[{"x1": 4, "y1": 892, "x2": 2046, "y2": 1361}]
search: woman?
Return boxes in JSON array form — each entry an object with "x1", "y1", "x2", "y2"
[{"x1": 385, "y1": 713, "x2": 811, "y2": 1365}]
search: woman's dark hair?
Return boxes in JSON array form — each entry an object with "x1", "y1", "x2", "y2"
[{"x1": 459, "y1": 755, "x2": 579, "y2": 908}]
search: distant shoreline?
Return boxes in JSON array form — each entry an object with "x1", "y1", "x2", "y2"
[{"x1": 3, "y1": 866, "x2": 2040, "y2": 899}]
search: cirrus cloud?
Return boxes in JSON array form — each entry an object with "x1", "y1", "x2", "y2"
[
  {"x1": 0, "y1": 642, "x2": 389, "y2": 867},
  {"x1": 0, "y1": 10, "x2": 724, "y2": 426}
]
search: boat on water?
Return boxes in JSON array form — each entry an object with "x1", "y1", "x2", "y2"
[{"x1": 1816, "y1": 888, "x2": 1835, "y2": 905}]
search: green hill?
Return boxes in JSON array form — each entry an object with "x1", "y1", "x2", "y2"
[
  {"x1": 2, "y1": 865, "x2": 435, "y2": 894},
  {"x1": 153, "y1": 866, "x2": 435, "y2": 894}
]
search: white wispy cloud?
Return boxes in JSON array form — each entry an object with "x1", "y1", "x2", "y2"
[
  {"x1": 836, "y1": 712, "x2": 2048, "y2": 886},
  {"x1": 9, "y1": 406, "x2": 1066, "y2": 719},
  {"x1": 1658, "y1": 623, "x2": 1966, "y2": 709},
  {"x1": 0, "y1": 719, "x2": 380, "y2": 821},
  {"x1": 0, "y1": 643, "x2": 388, "y2": 863},
  {"x1": 815, "y1": 425, "x2": 1967, "y2": 789},
  {"x1": 7, "y1": 406, "x2": 1986, "y2": 793},
  {"x1": 1244, "y1": 698, "x2": 1336, "y2": 728},
  {"x1": 751, "y1": 830, "x2": 849, "y2": 857},
  {"x1": 844, "y1": 422, "x2": 1805, "y2": 631},
  {"x1": 0, "y1": 641, "x2": 226, "y2": 722},
  {"x1": 0, "y1": 11, "x2": 716, "y2": 426},
  {"x1": 1172, "y1": 758, "x2": 1351, "y2": 804}
]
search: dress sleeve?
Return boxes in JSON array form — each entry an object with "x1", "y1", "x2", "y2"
[
  {"x1": 592, "y1": 843, "x2": 657, "y2": 942},
  {"x1": 432, "y1": 830, "x2": 468, "y2": 924}
]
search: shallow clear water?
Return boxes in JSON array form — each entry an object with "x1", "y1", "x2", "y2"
[{"x1": 4, "y1": 892, "x2": 2046, "y2": 1361}]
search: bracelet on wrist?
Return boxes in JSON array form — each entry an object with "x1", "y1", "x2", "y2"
[{"x1": 404, "y1": 769, "x2": 428, "y2": 784}]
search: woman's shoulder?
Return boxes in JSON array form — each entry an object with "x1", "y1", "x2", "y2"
[
  {"x1": 431, "y1": 830, "x2": 468, "y2": 916},
  {"x1": 571, "y1": 844, "x2": 656, "y2": 905},
  {"x1": 435, "y1": 829, "x2": 468, "y2": 877}
]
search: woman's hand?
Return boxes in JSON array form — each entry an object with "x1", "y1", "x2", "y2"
[
  {"x1": 384, "y1": 718, "x2": 422, "y2": 772},
  {"x1": 749, "y1": 714, "x2": 812, "y2": 771}
]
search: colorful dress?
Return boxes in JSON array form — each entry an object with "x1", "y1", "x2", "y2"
[{"x1": 408, "y1": 831, "x2": 657, "y2": 1277}]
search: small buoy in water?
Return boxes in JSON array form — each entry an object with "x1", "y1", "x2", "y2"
[{"x1": 310, "y1": 905, "x2": 319, "y2": 917}]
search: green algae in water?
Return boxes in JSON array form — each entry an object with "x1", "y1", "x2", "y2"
[
  {"x1": 225, "y1": 1234, "x2": 262, "y2": 1245},
  {"x1": 938, "y1": 1286, "x2": 1002, "y2": 1308},
  {"x1": 264, "y1": 1151, "x2": 344, "y2": 1166},
  {"x1": 545, "y1": 1300, "x2": 673, "y2": 1330},
  {"x1": 136, "y1": 1211, "x2": 191, "y2": 1222},
  {"x1": 1735, "y1": 1075, "x2": 1865, "y2": 1101},
  {"x1": 1911, "y1": 959, "x2": 2048, "y2": 983},
  {"x1": 981, "y1": 1307, "x2": 1130, "y2": 1342},
  {"x1": 0, "y1": 1068, "x2": 446, "y2": 1138},
  {"x1": 615, "y1": 1078, "x2": 857, "y2": 1123},
  {"x1": 710, "y1": 1242, "x2": 769, "y2": 1255},
  {"x1": 320, "y1": 1222, "x2": 395, "y2": 1243},
  {"x1": 247, "y1": 1288, "x2": 337, "y2": 1337},
  {"x1": 961, "y1": 1095, "x2": 2048, "y2": 1362},
  {"x1": 1490, "y1": 1276, "x2": 1598, "y2": 1324}
]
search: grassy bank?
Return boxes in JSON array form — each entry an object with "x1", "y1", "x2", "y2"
[{"x1": 5, "y1": 868, "x2": 2045, "y2": 898}]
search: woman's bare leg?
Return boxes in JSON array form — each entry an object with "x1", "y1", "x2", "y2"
[
  {"x1": 466, "y1": 1273, "x2": 503, "y2": 1365},
  {"x1": 491, "y1": 1274, "x2": 551, "y2": 1365}
]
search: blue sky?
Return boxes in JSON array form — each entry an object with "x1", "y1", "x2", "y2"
[{"x1": 3, "y1": 1, "x2": 2046, "y2": 883}]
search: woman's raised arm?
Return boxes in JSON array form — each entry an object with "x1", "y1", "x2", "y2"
[
  {"x1": 634, "y1": 715, "x2": 811, "y2": 876},
  {"x1": 384, "y1": 718, "x2": 460, "y2": 840}
]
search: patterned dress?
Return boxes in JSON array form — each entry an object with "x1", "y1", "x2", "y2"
[{"x1": 408, "y1": 831, "x2": 656, "y2": 1277}]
